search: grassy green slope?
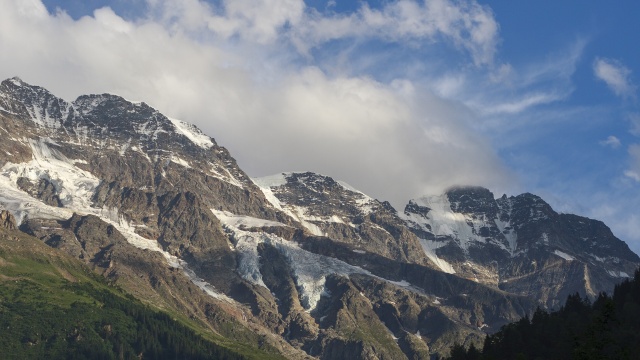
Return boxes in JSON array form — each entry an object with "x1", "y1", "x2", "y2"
[{"x1": 0, "y1": 228, "x2": 282, "y2": 360}]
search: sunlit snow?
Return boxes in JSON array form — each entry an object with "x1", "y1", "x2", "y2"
[
  {"x1": 168, "y1": 117, "x2": 214, "y2": 149},
  {"x1": 553, "y1": 250, "x2": 575, "y2": 261},
  {"x1": 0, "y1": 139, "x2": 231, "y2": 302},
  {"x1": 211, "y1": 209, "x2": 288, "y2": 229},
  {"x1": 418, "y1": 239, "x2": 456, "y2": 274}
]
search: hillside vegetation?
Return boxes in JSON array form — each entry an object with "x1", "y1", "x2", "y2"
[
  {"x1": 0, "y1": 227, "x2": 278, "y2": 359},
  {"x1": 446, "y1": 268, "x2": 640, "y2": 360}
]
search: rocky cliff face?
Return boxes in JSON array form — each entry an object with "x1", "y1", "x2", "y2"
[
  {"x1": 0, "y1": 77, "x2": 637, "y2": 359},
  {"x1": 402, "y1": 187, "x2": 639, "y2": 308}
]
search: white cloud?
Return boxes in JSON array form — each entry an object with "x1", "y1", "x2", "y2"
[
  {"x1": 464, "y1": 39, "x2": 585, "y2": 117},
  {"x1": 0, "y1": 0, "x2": 510, "y2": 208},
  {"x1": 625, "y1": 144, "x2": 640, "y2": 182},
  {"x1": 600, "y1": 135, "x2": 621, "y2": 149},
  {"x1": 476, "y1": 92, "x2": 564, "y2": 115},
  {"x1": 593, "y1": 57, "x2": 637, "y2": 99},
  {"x1": 142, "y1": 0, "x2": 500, "y2": 66},
  {"x1": 292, "y1": 0, "x2": 499, "y2": 65}
]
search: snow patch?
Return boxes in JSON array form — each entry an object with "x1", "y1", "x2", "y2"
[
  {"x1": 337, "y1": 180, "x2": 376, "y2": 214},
  {"x1": 252, "y1": 178, "x2": 325, "y2": 236},
  {"x1": 418, "y1": 239, "x2": 456, "y2": 274},
  {"x1": 209, "y1": 163, "x2": 244, "y2": 188},
  {"x1": 285, "y1": 206, "x2": 325, "y2": 236},
  {"x1": 227, "y1": 228, "x2": 372, "y2": 309},
  {"x1": 168, "y1": 117, "x2": 214, "y2": 149},
  {"x1": 407, "y1": 195, "x2": 488, "y2": 251},
  {"x1": 182, "y1": 264, "x2": 234, "y2": 302},
  {"x1": 119, "y1": 138, "x2": 131, "y2": 156},
  {"x1": 387, "y1": 279, "x2": 411, "y2": 287},
  {"x1": 0, "y1": 138, "x2": 100, "y2": 219},
  {"x1": 211, "y1": 209, "x2": 288, "y2": 229},
  {"x1": 553, "y1": 250, "x2": 575, "y2": 261},
  {"x1": 495, "y1": 217, "x2": 517, "y2": 255},
  {"x1": 607, "y1": 270, "x2": 630, "y2": 278},
  {"x1": 382, "y1": 322, "x2": 399, "y2": 341},
  {"x1": 540, "y1": 233, "x2": 549, "y2": 245},
  {"x1": 170, "y1": 155, "x2": 191, "y2": 168}
]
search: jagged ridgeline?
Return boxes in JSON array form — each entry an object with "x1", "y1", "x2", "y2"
[
  {"x1": 445, "y1": 268, "x2": 640, "y2": 360},
  {"x1": 0, "y1": 77, "x2": 639, "y2": 359}
]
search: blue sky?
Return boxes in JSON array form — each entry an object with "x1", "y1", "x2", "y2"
[{"x1": 1, "y1": 0, "x2": 639, "y2": 253}]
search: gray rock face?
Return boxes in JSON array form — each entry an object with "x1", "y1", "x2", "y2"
[
  {"x1": 403, "y1": 187, "x2": 640, "y2": 308},
  {"x1": 17, "y1": 177, "x2": 63, "y2": 207},
  {"x1": 0, "y1": 210, "x2": 17, "y2": 230},
  {"x1": 253, "y1": 172, "x2": 427, "y2": 265},
  {"x1": 0, "y1": 77, "x2": 638, "y2": 359}
]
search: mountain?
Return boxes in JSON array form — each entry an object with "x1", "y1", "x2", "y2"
[
  {"x1": 402, "y1": 187, "x2": 639, "y2": 308},
  {"x1": 0, "y1": 77, "x2": 637, "y2": 359},
  {"x1": 0, "y1": 211, "x2": 279, "y2": 359}
]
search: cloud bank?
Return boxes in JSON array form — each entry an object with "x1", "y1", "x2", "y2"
[{"x1": 0, "y1": 0, "x2": 510, "y2": 208}]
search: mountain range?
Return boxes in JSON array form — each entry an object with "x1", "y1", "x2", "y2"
[{"x1": 0, "y1": 77, "x2": 638, "y2": 359}]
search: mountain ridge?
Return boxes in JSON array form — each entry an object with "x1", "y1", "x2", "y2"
[{"x1": 1, "y1": 77, "x2": 638, "y2": 359}]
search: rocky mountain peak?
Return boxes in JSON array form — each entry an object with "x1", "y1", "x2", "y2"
[
  {"x1": 1, "y1": 78, "x2": 639, "y2": 359},
  {"x1": 0, "y1": 77, "x2": 73, "y2": 128},
  {"x1": 446, "y1": 186, "x2": 498, "y2": 218},
  {"x1": 1, "y1": 76, "x2": 28, "y2": 90},
  {"x1": 255, "y1": 171, "x2": 380, "y2": 219},
  {"x1": 401, "y1": 187, "x2": 639, "y2": 308}
]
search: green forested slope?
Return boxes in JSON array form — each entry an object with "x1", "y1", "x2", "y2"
[
  {"x1": 0, "y1": 228, "x2": 279, "y2": 360},
  {"x1": 446, "y1": 269, "x2": 640, "y2": 360}
]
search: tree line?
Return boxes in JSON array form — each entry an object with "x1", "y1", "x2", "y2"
[
  {"x1": 445, "y1": 268, "x2": 640, "y2": 360},
  {"x1": 0, "y1": 281, "x2": 249, "y2": 359}
]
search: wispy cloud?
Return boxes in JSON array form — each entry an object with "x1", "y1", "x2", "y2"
[
  {"x1": 464, "y1": 39, "x2": 585, "y2": 117},
  {"x1": 600, "y1": 135, "x2": 622, "y2": 149},
  {"x1": 476, "y1": 92, "x2": 565, "y2": 115},
  {"x1": 593, "y1": 57, "x2": 637, "y2": 99},
  {"x1": 144, "y1": 0, "x2": 500, "y2": 66},
  {"x1": 292, "y1": 0, "x2": 499, "y2": 65},
  {"x1": 625, "y1": 144, "x2": 640, "y2": 182}
]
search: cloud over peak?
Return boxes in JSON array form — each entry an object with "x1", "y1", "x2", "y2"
[{"x1": 0, "y1": 0, "x2": 510, "y2": 208}]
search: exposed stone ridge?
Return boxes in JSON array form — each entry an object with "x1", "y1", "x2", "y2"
[
  {"x1": 402, "y1": 186, "x2": 640, "y2": 308},
  {"x1": 0, "y1": 210, "x2": 17, "y2": 230}
]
